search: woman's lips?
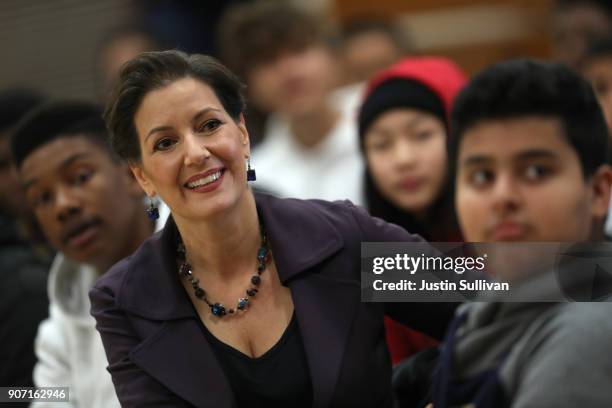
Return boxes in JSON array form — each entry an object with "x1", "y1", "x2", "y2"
[
  {"x1": 185, "y1": 169, "x2": 225, "y2": 193},
  {"x1": 399, "y1": 177, "x2": 425, "y2": 192}
]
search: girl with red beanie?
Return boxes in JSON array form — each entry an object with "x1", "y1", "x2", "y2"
[{"x1": 358, "y1": 57, "x2": 467, "y2": 365}]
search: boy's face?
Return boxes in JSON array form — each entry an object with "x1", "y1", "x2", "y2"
[
  {"x1": 246, "y1": 44, "x2": 338, "y2": 117},
  {"x1": 582, "y1": 56, "x2": 612, "y2": 137},
  {"x1": 455, "y1": 117, "x2": 611, "y2": 242},
  {"x1": 19, "y1": 136, "x2": 145, "y2": 268}
]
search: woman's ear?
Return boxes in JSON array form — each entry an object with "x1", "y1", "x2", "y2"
[
  {"x1": 238, "y1": 113, "x2": 250, "y2": 150},
  {"x1": 129, "y1": 162, "x2": 155, "y2": 198}
]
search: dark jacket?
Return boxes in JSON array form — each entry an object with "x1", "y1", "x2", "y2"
[
  {"x1": 0, "y1": 211, "x2": 49, "y2": 393},
  {"x1": 90, "y1": 194, "x2": 456, "y2": 407}
]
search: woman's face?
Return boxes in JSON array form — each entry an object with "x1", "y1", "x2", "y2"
[
  {"x1": 131, "y1": 77, "x2": 250, "y2": 221},
  {"x1": 364, "y1": 108, "x2": 448, "y2": 215}
]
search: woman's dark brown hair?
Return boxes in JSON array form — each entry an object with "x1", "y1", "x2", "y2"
[{"x1": 104, "y1": 50, "x2": 246, "y2": 163}]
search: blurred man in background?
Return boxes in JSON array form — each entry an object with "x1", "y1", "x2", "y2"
[
  {"x1": 552, "y1": 0, "x2": 612, "y2": 68},
  {"x1": 95, "y1": 25, "x2": 163, "y2": 102},
  {"x1": 218, "y1": 0, "x2": 364, "y2": 204},
  {"x1": 339, "y1": 18, "x2": 409, "y2": 86}
]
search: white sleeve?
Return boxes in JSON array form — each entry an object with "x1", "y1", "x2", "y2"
[{"x1": 30, "y1": 304, "x2": 76, "y2": 408}]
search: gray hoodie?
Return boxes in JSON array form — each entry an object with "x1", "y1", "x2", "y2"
[{"x1": 448, "y1": 278, "x2": 612, "y2": 408}]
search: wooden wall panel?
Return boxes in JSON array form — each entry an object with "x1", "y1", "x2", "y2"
[{"x1": 332, "y1": 0, "x2": 555, "y2": 75}]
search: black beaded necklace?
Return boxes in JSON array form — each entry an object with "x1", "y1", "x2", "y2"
[{"x1": 177, "y1": 222, "x2": 270, "y2": 317}]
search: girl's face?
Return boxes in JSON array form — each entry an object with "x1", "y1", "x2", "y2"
[
  {"x1": 364, "y1": 108, "x2": 448, "y2": 216},
  {"x1": 131, "y1": 77, "x2": 250, "y2": 222}
]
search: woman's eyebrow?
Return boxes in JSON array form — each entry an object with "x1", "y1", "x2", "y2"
[{"x1": 192, "y1": 107, "x2": 223, "y2": 125}]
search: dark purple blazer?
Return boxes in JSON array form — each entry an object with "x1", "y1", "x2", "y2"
[{"x1": 90, "y1": 194, "x2": 456, "y2": 407}]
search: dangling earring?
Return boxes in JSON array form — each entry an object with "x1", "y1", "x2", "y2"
[
  {"x1": 246, "y1": 157, "x2": 256, "y2": 181},
  {"x1": 146, "y1": 196, "x2": 159, "y2": 220}
]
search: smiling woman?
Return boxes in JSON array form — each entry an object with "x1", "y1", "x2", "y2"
[{"x1": 90, "y1": 50, "x2": 457, "y2": 407}]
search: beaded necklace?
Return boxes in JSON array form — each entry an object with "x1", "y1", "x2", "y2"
[{"x1": 177, "y1": 222, "x2": 270, "y2": 317}]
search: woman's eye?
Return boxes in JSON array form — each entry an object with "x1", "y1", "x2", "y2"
[
  {"x1": 366, "y1": 135, "x2": 392, "y2": 152},
  {"x1": 414, "y1": 130, "x2": 434, "y2": 141},
  {"x1": 198, "y1": 119, "x2": 222, "y2": 133},
  {"x1": 154, "y1": 138, "x2": 176, "y2": 151},
  {"x1": 370, "y1": 140, "x2": 391, "y2": 151}
]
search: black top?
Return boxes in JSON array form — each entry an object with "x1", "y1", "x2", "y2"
[{"x1": 201, "y1": 313, "x2": 313, "y2": 407}]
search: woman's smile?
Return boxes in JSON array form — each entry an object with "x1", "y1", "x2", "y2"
[{"x1": 183, "y1": 167, "x2": 226, "y2": 193}]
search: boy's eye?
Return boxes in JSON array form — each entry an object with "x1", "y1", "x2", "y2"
[
  {"x1": 198, "y1": 119, "x2": 222, "y2": 133},
  {"x1": 74, "y1": 169, "x2": 94, "y2": 185},
  {"x1": 469, "y1": 169, "x2": 494, "y2": 186},
  {"x1": 524, "y1": 164, "x2": 551, "y2": 181},
  {"x1": 31, "y1": 190, "x2": 52, "y2": 208},
  {"x1": 154, "y1": 138, "x2": 176, "y2": 151}
]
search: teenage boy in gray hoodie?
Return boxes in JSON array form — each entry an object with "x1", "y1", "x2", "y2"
[
  {"x1": 431, "y1": 59, "x2": 612, "y2": 408},
  {"x1": 10, "y1": 102, "x2": 167, "y2": 408}
]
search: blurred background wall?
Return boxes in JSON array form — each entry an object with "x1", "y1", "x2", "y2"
[
  {"x1": 0, "y1": 0, "x2": 131, "y2": 100},
  {"x1": 0, "y1": 0, "x2": 554, "y2": 101},
  {"x1": 332, "y1": 0, "x2": 553, "y2": 74}
]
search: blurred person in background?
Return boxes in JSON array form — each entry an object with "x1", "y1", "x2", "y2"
[
  {"x1": 0, "y1": 89, "x2": 50, "y2": 396},
  {"x1": 578, "y1": 36, "x2": 612, "y2": 236},
  {"x1": 430, "y1": 59, "x2": 612, "y2": 408},
  {"x1": 95, "y1": 25, "x2": 163, "y2": 102},
  {"x1": 580, "y1": 36, "x2": 612, "y2": 140},
  {"x1": 217, "y1": 0, "x2": 364, "y2": 204},
  {"x1": 552, "y1": 0, "x2": 612, "y2": 68},
  {"x1": 357, "y1": 57, "x2": 466, "y2": 405},
  {"x1": 11, "y1": 101, "x2": 165, "y2": 408},
  {"x1": 358, "y1": 57, "x2": 466, "y2": 244},
  {"x1": 340, "y1": 18, "x2": 410, "y2": 86}
]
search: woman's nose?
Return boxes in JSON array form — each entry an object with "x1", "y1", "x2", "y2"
[{"x1": 183, "y1": 133, "x2": 211, "y2": 166}]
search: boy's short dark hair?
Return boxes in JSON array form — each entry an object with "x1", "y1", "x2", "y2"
[
  {"x1": 11, "y1": 101, "x2": 112, "y2": 168},
  {"x1": 217, "y1": 1, "x2": 337, "y2": 79},
  {"x1": 450, "y1": 59, "x2": 610, "y2": 178}
]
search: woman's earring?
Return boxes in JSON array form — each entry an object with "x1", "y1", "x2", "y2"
[
  {"x1": 146, "y1": 196, "x2": 159, "y2": 220},
  {"x1": 247, "y1": 157, "x2": 256, "y2": 181}
]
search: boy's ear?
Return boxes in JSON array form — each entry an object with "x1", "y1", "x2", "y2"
[
  {"x1": 590, "y1": 164, "x2": 612, "y2": 220},
  {"x1": 129, "y1": 163, "x2": 155, "y2": 198}
]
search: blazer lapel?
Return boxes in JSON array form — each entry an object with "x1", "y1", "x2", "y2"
[
  {"x1": 254, "y1": 194, "x2": 362, "y2": 407},
  {"x1": 130, "y1": 318, "x2": 235, "y2": 408},
  {"x1": 290, "y1": 273, "x2": 360, "y2": 408},
  {"x1": 122, "y1": 195, "x2": 359, "y2": 407},
  {"x1": 119, "y1": 218, "x2": 234, "y2": 406}
]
